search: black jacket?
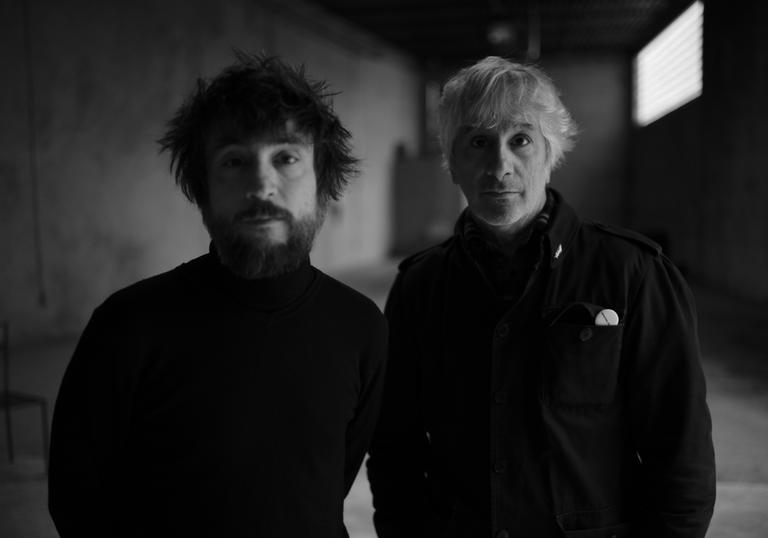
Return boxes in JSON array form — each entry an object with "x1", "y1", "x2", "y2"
[{"x1": 367, "y1": 189, "x2": 715, "y2": 538}]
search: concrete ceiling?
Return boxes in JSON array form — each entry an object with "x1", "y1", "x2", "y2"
[{"x1": 310, "y1": 0, "x2": 695, "y2": 65}]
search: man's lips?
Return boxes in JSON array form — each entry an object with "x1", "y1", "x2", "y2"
[
  {"x1": 234, "y1": 201, "x2": 292, "y2": 224},
  {"x1": 236, "y1": 215, "x2": 285, "y2": 226},
  {"x1": 481, "y1": 190, "x2": 521, "y2": 197},
  {"x1": 240, "y1": 215, "x2": 279, "y2": 221}
]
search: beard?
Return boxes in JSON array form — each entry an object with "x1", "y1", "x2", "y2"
[{"x1": 202, "y1": 200, "x2": 326, "y2": 279}]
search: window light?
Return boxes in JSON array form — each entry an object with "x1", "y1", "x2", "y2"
[{"x1": 634, "y1": 1, "x2": 703, "y2": 126}]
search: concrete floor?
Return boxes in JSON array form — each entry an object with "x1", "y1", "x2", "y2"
[{"x1": 1, "y1": 261, "x2": 767, "y2": 537}]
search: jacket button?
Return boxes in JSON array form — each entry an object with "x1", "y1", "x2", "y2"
[
  {"x1": 493, "y1": 460, "x2": 506, "y2": 474},
  {"x1": 494, "y1": 391, "x2": 507, "y2": 404},
  {"x1": 496, "y1": 323, "x2": 509, "y2": 338},
  {"x1": 496, "y1": 531, "x2": 509, "y2": 538},
  {"x1": 578, "y1": 327, "x2": 593, "y2": 341}
]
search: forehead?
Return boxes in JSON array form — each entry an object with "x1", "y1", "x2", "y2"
[
  {"x1": 457, "y1": 119, "x2": 539, "y2": 137},
  {"x1": 206, "y1": 118, "x2": 314, "y2": 152},
  {"x1": 458, "y1": 84, "x2": 544, "y2": 130},
  {"x1": 471, "y1": 107, "x2": 536, "y2": 127}
]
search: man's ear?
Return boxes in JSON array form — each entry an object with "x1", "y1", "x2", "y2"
[
  {"x1": 543, "y1": 162, "x2": 553, "y2": 185},
  {"x1": 449, "y1": 170, "x2": 459, "y2": 185},
  {"x1": 445, "y1": 153, "x2": 458, "y2": 185},
  {"x1": 542, "y1": 138, "x2": 556, "y2": 177}
]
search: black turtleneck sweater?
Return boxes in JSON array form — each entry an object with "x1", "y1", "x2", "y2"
[{"x1": 48, "y1": 250, "x2": 388, "y2": 537}]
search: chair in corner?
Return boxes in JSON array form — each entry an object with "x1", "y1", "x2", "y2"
[{"x1": 0, "y1": 320, "x2": 50, "y2": 473}]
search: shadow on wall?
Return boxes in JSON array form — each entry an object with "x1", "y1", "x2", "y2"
[{"x1": 390, "y1": 145, "x2": 463, "y2": 257}]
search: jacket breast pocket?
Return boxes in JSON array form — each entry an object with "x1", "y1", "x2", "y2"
[{"x1": 543, "y1": 321, "x2": 624, "y2": 407}]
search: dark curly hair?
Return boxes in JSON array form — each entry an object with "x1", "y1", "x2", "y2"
[{"x1": 158, "y1": 51, "x2": 358, "y2": 207}]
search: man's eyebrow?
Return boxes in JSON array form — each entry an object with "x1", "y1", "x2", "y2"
[
  {"x1": 511, "y1": 122, "x2": 535, "y2": 130},
  {"x1": 461, "y1": 122, "x2": 535, "y2": 133}
]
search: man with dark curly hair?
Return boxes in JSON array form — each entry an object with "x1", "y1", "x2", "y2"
[{"x1": 48, "y1": 52, "x2": 387, "y2": 537}]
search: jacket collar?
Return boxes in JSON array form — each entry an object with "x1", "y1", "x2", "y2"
[
  {"x1": 541, "y1": 188, "x2": 581, "y2": 269},
  {"x1": 454, "y1": 187, "x2": 580, "y2": 269}
]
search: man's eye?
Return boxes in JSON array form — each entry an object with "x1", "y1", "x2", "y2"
[
  {"x1": 469, "y1": 136, "x2": 490, "y2": 148},
  {"x1": 221, "y1": 157, "x2": 245, "y2": 168},
  {"x1": 275, "y1": 152, "x2": 300, "y2": 165},
  {"x1": 510, "y1": 135, "x2": 532, "y2": 148}
]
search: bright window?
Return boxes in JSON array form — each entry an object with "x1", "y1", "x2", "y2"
[{"x1": 634, "y1": 1, "x2": 703, "y2": 126}]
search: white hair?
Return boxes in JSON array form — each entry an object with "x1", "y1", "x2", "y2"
[{"x1": 438, "y1": 56, "x2": 578, "y2": 171}]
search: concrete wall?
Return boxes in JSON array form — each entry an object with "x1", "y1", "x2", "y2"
[
  {"x1": 699, "y1": 0, "x2": 768, "y2": 300},
  {"x1": 545, "y1": 54, "x2": 631, "y2": 226},
  {"x1": 0, "y1": 0, "x2": 420, "y2": 342},
  {"x1": 630, "y1": 100, "x2": 701, "y2": 275},
  {"x1": 630, "y1": 0, "x2": 768, "y2": 300},
  {"x1": 390, "y1": 155, "x2": 460, "y2": 256}
]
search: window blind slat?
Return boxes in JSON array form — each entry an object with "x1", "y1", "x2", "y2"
[{"x1": 634, "y1": 1, "x2": 703, "y2": 126}]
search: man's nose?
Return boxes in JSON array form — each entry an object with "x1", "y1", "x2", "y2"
[
  {"x1": 245, "y1": 162, "x2": 278, "y2": 199},
  {"x1": 487, "y1": 144, "x2": 515, "y2": 179}
]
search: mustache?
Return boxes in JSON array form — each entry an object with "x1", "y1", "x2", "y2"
[{"x1": 234, "y1": 201, "x2": 293, "y2": 222}]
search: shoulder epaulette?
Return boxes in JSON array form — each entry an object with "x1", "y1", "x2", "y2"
[
  {"x1": 593, "y1": 222, "x2": 662, "y2": 255},
  {"x1": 397, "y1": 237, "x2": 453, "y2": 272}
]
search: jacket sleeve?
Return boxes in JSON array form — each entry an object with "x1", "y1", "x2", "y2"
[
  {"x1": 366, "y1": 271, "x2": 431, "y2": 538},
  {"x1": 343, "y1": 311, "x2": 388, "y2": 494},
  {"x1": 624, "y1": 254, "x2": 716, "y2": 537},
  {"x1": 48, "y1": 305, "x2": 136, "y2": 537}
]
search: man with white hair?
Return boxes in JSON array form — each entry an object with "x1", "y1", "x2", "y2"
[{"x1": 367, "y1": 56, "x2": 715, "y2": 538}]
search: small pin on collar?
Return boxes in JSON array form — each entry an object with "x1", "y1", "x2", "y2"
[{"x1": 554, "y1": 244, "x2": 563, "y2": 260}]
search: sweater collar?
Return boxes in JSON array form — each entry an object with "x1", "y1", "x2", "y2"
[{"x1": 186, "y1": 243, "x2": 317, "y2": 311}]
